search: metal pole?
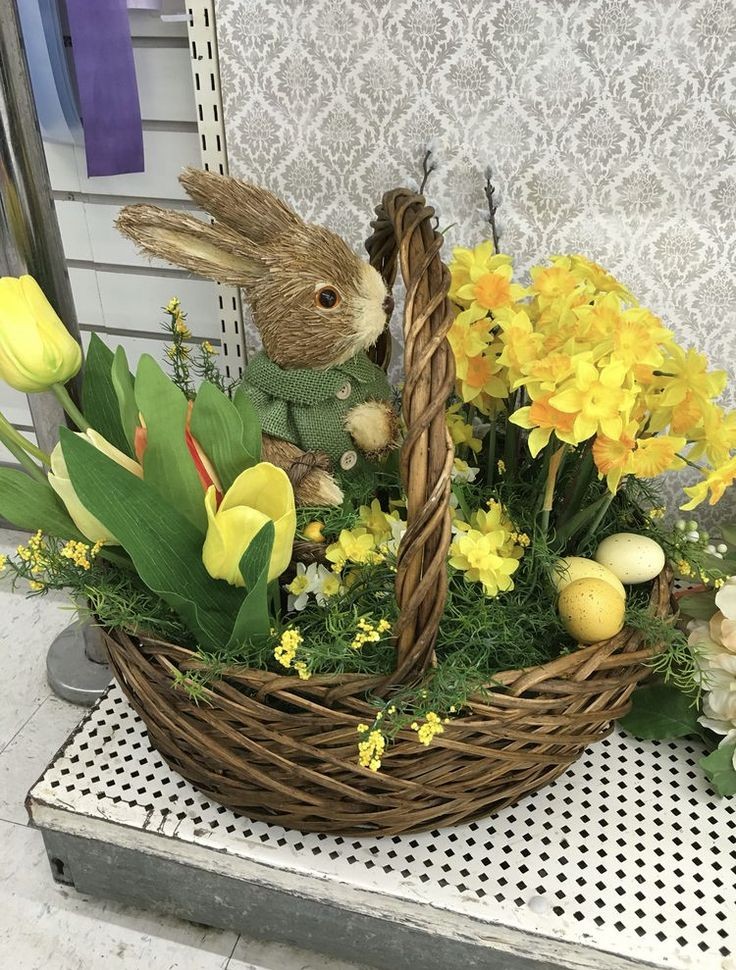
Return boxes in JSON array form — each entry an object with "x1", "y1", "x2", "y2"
[{"x1": 0, "y1": 0, "x2": 110, "y2": 704}]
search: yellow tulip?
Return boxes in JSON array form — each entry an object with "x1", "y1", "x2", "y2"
[
  {"x1": 0, "y1": 276, "x2": 82, "y2": 392},
  {"x1": 202, "y1": 462, "x2": 296, "y2": 586},
  {"x1": 49, "y1": 430, "x2": 143, "y2": 544}
]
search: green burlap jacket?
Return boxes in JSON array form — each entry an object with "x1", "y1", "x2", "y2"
[{"x1": 241, "y1": 351, "x2": 392, "y2": 472}]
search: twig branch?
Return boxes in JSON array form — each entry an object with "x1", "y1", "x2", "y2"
[
  {"x1": 419, "y1": 148, "x2": 436, "y2": 195},
  {"x1": 483, "y1": 166, "x2": 501, "y2": 253}
]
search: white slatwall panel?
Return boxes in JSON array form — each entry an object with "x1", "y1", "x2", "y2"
[{"x1": 7, "y1": 8, "x2": 232, "y2": 467}]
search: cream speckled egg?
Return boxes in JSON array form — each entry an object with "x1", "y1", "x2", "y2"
[
  {"x1": 594, "y1": 532, "x2": 665, "y2": 584},
  {"x1": 558, "y1": 578, "x2": 626, "y2": 644},
  {"x1": 552, "y1": 556, "x2": 626, "y2": 600}
]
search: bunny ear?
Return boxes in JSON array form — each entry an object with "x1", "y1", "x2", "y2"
[
  {"x1": 115, "y1": 204, "x2": 266, "y2": 285},
  {"x1": 179, "y1": 167, "x2": 303, "y2": 243}
]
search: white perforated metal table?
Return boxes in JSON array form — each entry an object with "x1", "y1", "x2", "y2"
[{"x1": 26, "y1": 684, "x2": 735, "y2": 970}]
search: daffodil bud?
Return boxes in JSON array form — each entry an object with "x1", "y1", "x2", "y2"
[{"x1": 0, "y1": 276, "x2": 82, "y2": 392}]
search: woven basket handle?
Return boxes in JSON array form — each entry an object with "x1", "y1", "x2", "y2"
[{"x1": 365, "y1": 189, "x2": 455, "y2": 681}]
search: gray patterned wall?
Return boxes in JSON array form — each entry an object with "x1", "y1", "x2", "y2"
[{"x1": 215, "y1": 0, "x2": 736, "y2": 523}]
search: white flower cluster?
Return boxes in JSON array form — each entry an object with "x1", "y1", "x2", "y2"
[
  {"x1": 689, "y1": 578, "x2": 736, "y2": 770},
  {"x1": 285, "y1": 562, "x2": 343, "y2": 612}
]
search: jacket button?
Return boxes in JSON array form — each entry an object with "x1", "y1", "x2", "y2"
[
  {"x1": 340, "y1": 450, "x2": 358, "y2": 471},
  {"x1": 336, "y1": 381, "x2": 352, "y2": 400}
]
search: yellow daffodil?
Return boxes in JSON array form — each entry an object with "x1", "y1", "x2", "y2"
[
  {"x1": 457, "y1": 348, "x2": 507, "y2": 404},
  {"x1": 681, "y1": 457, "x2": 736, "y2": 510},
  {"x1": 447, "y1": 304, "x2": 492, "y2": 361},
  {"x1": 655, "y1": 345, "x2": 727, "y2": 406},
  {"x1": 629, "y1": 435, "x2": 686, "y2": 479},
  {"x1": 325, "y1": 527, "x2": 377, "y2": 570},
  {"x1": 50, "y1": 429, "x2": 143, "y2": 544},
  {"x1": 0, "y1": 275, "x2": 82, "y2": 392},
  {"x1": 612, "y1": 308, "x2": 670, "y2": 368},
  {"x1": 688, "y1": 404, "x2": 736, "y2": 466},
  {"x1": 514, "y1": 351, "x2": 575, "y2": 395},
  {"x1": 562, "y1": 254, "x2": 637, "y2": 304},
  {"x1": 530, "y1": 263, "x2": 588, "y2": 310},
  {"x1": 358, "y1": 498, "x2": 401, "y2": 542},
  {"x1": 448, "y1": 529, "x2": 520, "y2": 597},
  {"x1": 573, "y1": 292, "x2": 625, "y2": 344},
  {"x1": 202, "y1": 462, "x2": 296, "y2": 586},
  {"x1": 495, "y1": 309, "x2": 545, "y2": 383},
  {"x1": 449, "y1": 244, "x2": 516, "y2": 305},
  {"x1": 448, "y1": 240, "x2": 497, "y2": 303},
  {"x1": 511, "y1": 393, "x2": 578, "y2": 457},
  {"x1": 446, "y1": 404, "x2": 483, "y2": 453},
  {"x1": 550, "y1": 359, "x2": 634, "y2": 443},
  {"x1": 592, "y1": 425, "x2": 636, "y2": 493}
]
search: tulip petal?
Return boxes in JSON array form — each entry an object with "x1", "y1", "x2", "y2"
[
  {"x1": 202, "y1": 484, "x2": 271, "y2": 587},
  {"x1": 48, "y1": 469, "x2": 117, "y2": 544}
]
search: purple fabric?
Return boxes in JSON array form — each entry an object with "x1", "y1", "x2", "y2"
[{"x1": 64, "y1": 0, "x2": 144, "y2": 176}]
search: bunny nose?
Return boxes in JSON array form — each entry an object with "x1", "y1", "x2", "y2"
[{"x1": 383, "y1": 294, "x2": 395, "y2": 317}]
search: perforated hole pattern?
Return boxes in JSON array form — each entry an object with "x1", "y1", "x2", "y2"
[{"x1": 31, "y1": 685, "x2": 735, "y2": 970}]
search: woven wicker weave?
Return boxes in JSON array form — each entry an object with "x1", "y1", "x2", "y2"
[{"x1": 103, "y1": 189, "x2": 672, "y2": 836}]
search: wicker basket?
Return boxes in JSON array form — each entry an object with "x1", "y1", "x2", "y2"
[{"x1": 103, "y1": 189, "x2": 672, "y2": 836}]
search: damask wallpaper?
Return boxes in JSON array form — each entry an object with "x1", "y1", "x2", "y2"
[{"x1": 214, "y1": 0, "x2": 736, "y2": 521}]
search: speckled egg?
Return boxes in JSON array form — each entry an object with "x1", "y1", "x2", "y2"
[
  {"x1": 552, "y1": 556, "x2": 626, "y2": 600},
  {"x1": 594, "y1": 532, "x2": 665, "y2": 584},
  {"x1": 557, "y1": 577, "x2": 626, "y2": 644}
]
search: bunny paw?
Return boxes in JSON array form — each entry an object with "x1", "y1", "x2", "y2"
[{"x1": 344, "y1": 400, "x2": 400, "y2": 460}]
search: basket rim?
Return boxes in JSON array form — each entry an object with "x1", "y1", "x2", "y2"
[{"x1": 103, "y1": 568, "x2": 672, "y2": 703}]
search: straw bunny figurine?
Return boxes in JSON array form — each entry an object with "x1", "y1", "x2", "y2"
[{"x1": 116, "y1": 168, "x2": 398, "y2": 506}]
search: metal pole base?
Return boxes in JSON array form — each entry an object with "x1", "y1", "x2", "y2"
[{"x1": 46, "y1": 621, "x2": 110, "y2": 706}]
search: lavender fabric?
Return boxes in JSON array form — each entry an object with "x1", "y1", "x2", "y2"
[{"x1": 64, "y1": 0, "x2": 144, "y2": 176}]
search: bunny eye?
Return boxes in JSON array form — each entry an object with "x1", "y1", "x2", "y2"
[{"x1": 315, "y1": 286, "x2": 341, "y2": 310}]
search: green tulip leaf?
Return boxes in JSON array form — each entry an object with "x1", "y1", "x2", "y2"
[
  {"x1": 80, "y1": 334, "x2": 131, "y2": 455},
  {"x1": 0, "y1": 467, "x2": 85, "y2": 540},
  {"x1": 111, "y1": 346, "x2": 138, "y2": 453},
  {"x1": 134, "y1": 354, "x2": 206, "y2": 533},
  {"x1": 60, "y1": 427, "x2": 242, "y2": 651},
  {"x1": 190, "y1": 381, "x2": 258, "y2": 491},
  {"x1": 700, "y1": 742, "x2": 736, "y2": 796},
  {"x1": 232, "y1": 384, "x2": 262, "y2": 464},
  {"x1": 227, "y1": 521, "x2": 274, "y2": 648},
  {"x1": 619, "y1": 682, "x2": 700, "y2": 740}
]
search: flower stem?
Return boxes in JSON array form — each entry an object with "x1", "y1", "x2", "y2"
[
  {"x1": 51, "y1": 383, "x2": 90, "y2": 431},
  {"x1": 577, "y1": 491, "x2": 616, "y2": 551},
  {"x1": 0, "y1": 411, "x2": 51, "y2": 465},
  {"x1": 0, "y1": 418, "x2": 48, "y2": 484},
  {"x1": 485, "y1": 419, "x2": 497, "y2": 488},
  {"x1": 557, "y1": 444, "x2": 595, "y2": 525},
  {"x1": 540, "y1": 444, "x2": 568, "y2": 533}
]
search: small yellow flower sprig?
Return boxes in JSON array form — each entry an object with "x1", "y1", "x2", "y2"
[
  {"x1": 411, "y1": 711, "x2": 450, "y2": 746},
  {"x1": 60, "y1": 539, "x2": 103, "y2": 571},
  {"x1": 350, "y1": 616, "x2": 391, "y2": 650},
  {"x1": 273, "y1": 627, "x2": 311, "y2": 680},
  {"x1": 356, "y1": 724, "x2": 386, "y2": 771},
  {"x1": 162, "y1": 297, "x2": 195, "y2": 397},
  {"x1": 16, "y1": 529, "x2": 45, "y2": 570}
]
